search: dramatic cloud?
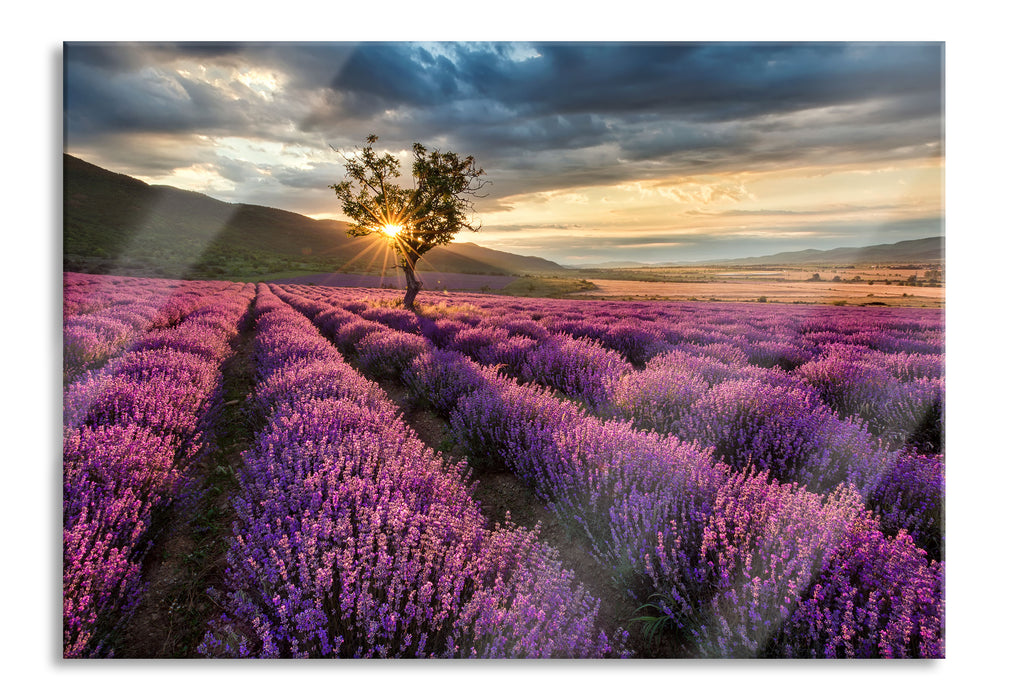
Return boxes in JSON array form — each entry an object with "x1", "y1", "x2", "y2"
[{"x1": 63, "y1": 41, "x2": 944, "y2": 264}]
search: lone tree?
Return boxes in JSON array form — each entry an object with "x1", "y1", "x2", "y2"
[{"x1": 331, "y1": 135, "x2": 487, "y2": 310}]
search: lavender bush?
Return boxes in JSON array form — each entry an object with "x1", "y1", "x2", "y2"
[
  {"x1": 62, "y1": 277, "x2": 254, "y2": 657},
  {"x1": 214, "y1": 283, "x2": 946, "y2": 658},
  {"x1": 201, "y1": 287, "x2": 622, "y2": 658}
]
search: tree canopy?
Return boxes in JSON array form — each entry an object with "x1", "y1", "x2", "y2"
[{"x1": 330, "y1": 135, "x2": 487, "y2": 309}]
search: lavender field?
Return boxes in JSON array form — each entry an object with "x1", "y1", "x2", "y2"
[{"x1": 62, "y1": 271, "x2": 944, "y2": 659}]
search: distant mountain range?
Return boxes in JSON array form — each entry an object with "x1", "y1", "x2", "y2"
[
  {"x1": 63, "y1": 154, "x2": 564, "y2": 279},
  {"x1": 701, "y1": 237, "x2": 944, "y2": 266},
  {"x1": 576, "y1": 236, "x2": 944, "y2": 269}
]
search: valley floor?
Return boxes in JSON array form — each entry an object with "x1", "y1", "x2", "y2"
[{"x1": 572, "y1": 277, "x2": 945, "y2": 307}]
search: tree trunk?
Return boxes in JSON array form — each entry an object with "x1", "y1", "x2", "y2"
[{"x1": 402, "y1": 256, "x2": 422, "y2": 311}]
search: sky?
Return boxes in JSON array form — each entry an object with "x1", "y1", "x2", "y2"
[{"x1": 63, "y1": 41, "x2": 944, "y2": 266}]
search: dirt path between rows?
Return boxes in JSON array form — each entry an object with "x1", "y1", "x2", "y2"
[{"x1": 117, "y1": 310, "x2": 257, "y2": 657}]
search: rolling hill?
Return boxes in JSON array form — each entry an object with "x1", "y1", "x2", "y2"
[
  {"x1": 63, "y1": 154, "x2": 564, "y2": 280},
  {"x1": 700, "y1": 237, "x2": 945, "y2": 266},
  {"x1": 577, "y1": 237, "x2": 945, "y2": 270}
]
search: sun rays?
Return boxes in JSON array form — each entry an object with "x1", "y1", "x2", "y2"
[{"x1": 381, "y1": 223, "x2": 404, "y2": 238}]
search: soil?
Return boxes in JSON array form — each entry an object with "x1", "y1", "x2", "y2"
[
  {"x1": 116, "y1": 493, "x2": 217, "y2": 657},
  {"x1": 116, "y1": 310, "x2": 257, "y2": 657}
]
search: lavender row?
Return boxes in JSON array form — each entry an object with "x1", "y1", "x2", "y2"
[
  {"x1": 63, "y1": 272, "x2": 173, "y2": 316},
  {"x1": 426, "y1": 290, "x2": 941, "y2": 519},
  {"x1": 612, "y1": 348, "x2": 943, "y2": 559},
  {"x1": 602, "y1": 346, "x2": 943, "y2": 559},
  {"x1": 276, "y1": 286, "x2": 943, "y2": 559},
  {"x1": 796, "y1": 345, "x2": 944, "y2": 453},
  {"x1": 413, "y1": 292, "x2": 944, "y2": 394},
  {"x1": 273, "y1": 286, "x2": 631, "y2": 411},
  {"x1": 442, "y1": 295, "x2": 945, "y2": 453},
  {"x1": 64, "y1": 274, "x2": 254, "y2": 381},
  {"x1": 287, "y1": 287, "x2": 942, "y2": 448},
  {"x1": 440, "y1": 292, "x2": 944, "y2": 361},
  {"x1": 200, "y1": 285, "x2": 622, "y2": 658},
  {"x1": 272, "y1": 284, "x2": 940, "y2": 536},
  {"x1": 269, "y1": 290, "x2": 914, "y2": 479},
  {"x1": 314, "y1": 287, "x2": 942, "y2": 366},
  {"x1": 352, "y1": 290, "x2": 943, "y2": 648},
  {"x1": 441, "y1": 360, "x2": 944, "y2": 657},
  {"x1": 63, "y1": 272, "x2": 217, "y2": 319},
  {"x1": 63, "y1": 280, "x2": 254, "y2": 657},
  {"x1": 277, "y1": 285, "x2": 943, "y2": 457},
  {"x1": 271, "y1": 285, "x2": 944, "y2": 657}
]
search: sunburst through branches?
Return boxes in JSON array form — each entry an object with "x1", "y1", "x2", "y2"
[{"x1": 331, "y1": 134, "x2": 487, "y2": 309}]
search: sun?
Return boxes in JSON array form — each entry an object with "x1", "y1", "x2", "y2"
[{"x1": 380, "y1": 223, "x2": 404, "y2": 238}]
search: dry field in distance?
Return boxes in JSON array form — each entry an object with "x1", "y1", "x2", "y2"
[{"x1": 570, "y1": 265, "x2": 944, "y2": 308}]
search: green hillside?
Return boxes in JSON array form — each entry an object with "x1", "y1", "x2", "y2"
[{"x1": 63, "y1": 154, "x2": 563, "y2": 280}]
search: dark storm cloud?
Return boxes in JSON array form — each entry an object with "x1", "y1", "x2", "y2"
[
  {"x1": 329, "y1": 43, "x2": 462, "y2": 109},
  {"x1": 63, "y1": 41, "x2": 943, "y2": 223},
  {"x1": 65, "y1": 45, "x2": 255, "y2": 137},
  {"x1": 319, "y1": 42, "x2": 941, "y2": 133},
  {"x1": 65, "y1": 42, "x2": 353, "y2": 148},
  {"x1": 65, "y1": 41, "x2": 942, "y2": 144},
  {"x1": 66, "y1": 42, "x2": 249, "y2": 70},
  {"x1": 309, "y1": 41, "x2": 944, "y2": 200},
  {"x1": 64, "y1": 42, "x2": 144, "y2": 71}
]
